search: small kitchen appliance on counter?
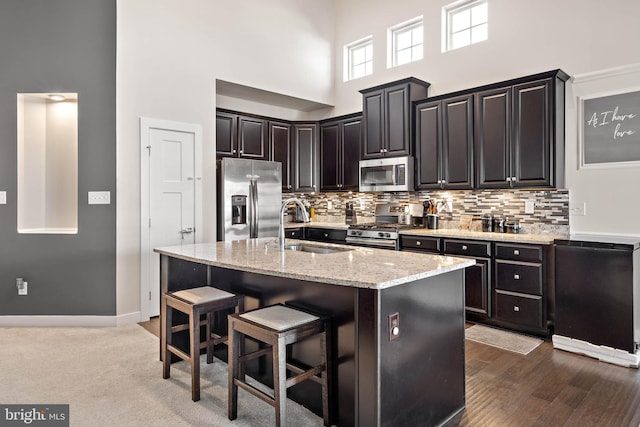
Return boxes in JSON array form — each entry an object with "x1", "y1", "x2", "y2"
[{"x1": 554, "y1": 234, "x2": 640, "y2": 367}]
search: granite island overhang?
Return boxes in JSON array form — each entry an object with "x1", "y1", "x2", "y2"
[{"x1": 155, "y1": 238, "x2": 475, "y2": 426}]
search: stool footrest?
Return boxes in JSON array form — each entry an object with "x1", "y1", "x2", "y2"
[
  {"x1": 286, "y1": 363, "x2": 325, "y2": 387},
  {"x1": 167, "y1": 344, "x2": 190, "y2": 363},
  {"x1": 234, "y1": 378, "x2": 276, "y2": 407}
]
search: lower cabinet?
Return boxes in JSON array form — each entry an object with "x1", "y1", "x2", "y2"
[
  {"x1": 443, "y1": 239, "x2": 492, "y2": 321},
  {"x1": 493, "y1": 243, "x2": 549, "y2": 335},
  {"x1": 400, "y1": 235, "x2": 552, "y2": 337},
  {"x1": 284, "y1": 227, "x2": 304, "y2": 239},
  {"x1": 304, "y1": 227, "x2": 347, "y2": 244}
]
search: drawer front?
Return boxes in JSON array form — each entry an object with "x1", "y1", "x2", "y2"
[
  {"x1": 285, "y1": 228, "x2": 303, "y2": 239},
  {"x1": 400, "y1": 236, "x2": 441, "y2": 253},
  {"x1": 306, "y1": 228, "x2": 346, "y2": 243},
  {"x1": 444, "y1": 239, "x2": 491, "y2": 258},
  {"x1": 495, "y1": 243, "x2": 543, "y2": 262},
  {"x1": 495, "y1": 291, "x2": 543, "y2": 329},
  {"x1": 495, "y1": 260, "x2": 543, "y2": 295}
]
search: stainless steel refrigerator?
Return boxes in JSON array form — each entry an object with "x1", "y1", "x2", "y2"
[{"x1": 217, "y1": 157, "x2": 282, "y2": 241}]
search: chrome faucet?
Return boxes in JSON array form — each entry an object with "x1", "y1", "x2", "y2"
[{"x1": 278, "y1": 197, "x2": 310, "y2": 251}]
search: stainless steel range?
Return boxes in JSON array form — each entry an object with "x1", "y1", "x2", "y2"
[{"x1": 346, "y1": 203, "x2": 422, "y2": 250}]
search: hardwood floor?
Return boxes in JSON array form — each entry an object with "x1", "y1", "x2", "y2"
[{"x1": 139, "y1": 318, "x2": 640, "y2": 426}]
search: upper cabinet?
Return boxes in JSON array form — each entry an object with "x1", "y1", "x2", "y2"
[
  {"x1": 320, "y1": 114, "x2": 362, "y2": 192},
  {"x1": 474, "y1": 70, "x2": 569, "y2": 189},
  {"x1": 269, "y1": 120, "x2": 293, "y2": 192},
  {"x1": 415, "y1": 94, "x2": 474, "y2": 190},
  {"x1": 360, "y1": 78, "x2": 430, "y2": 159},
  {"x1": 216, "y1": 110, "x2": 268, "y2": 160},
  {"x1": 293, "y1": 123, "x2": 319, "y2": 192}
]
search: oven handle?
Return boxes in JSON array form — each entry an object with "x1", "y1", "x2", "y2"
[{"x1": 346, "y1": 236, "x2": 397, "y2": 248}]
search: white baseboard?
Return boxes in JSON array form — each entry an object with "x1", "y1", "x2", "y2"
[
  {"x1": 552, "y1": 334, "x2": 640, "y2": 368},
  {"x1": 0, "y1": 312, "x2": 142, "y2": 328}
]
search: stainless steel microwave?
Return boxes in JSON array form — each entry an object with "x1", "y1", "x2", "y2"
[{"x1": 359, "y1": 156, "x2": 414, "y2": 192}]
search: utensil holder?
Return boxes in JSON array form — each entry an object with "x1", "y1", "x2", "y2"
[{"x1": 426, "y1": 214, "x2": 438, "y2": 230}]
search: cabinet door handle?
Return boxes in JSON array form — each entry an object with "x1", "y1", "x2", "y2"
[
  {"x1": 416, "y1": 241, "x2": 421, "y2": 246},
  {"x1": 514, "y1": 274, "x2": 520, "y2": 280},
  {"x1": 513, "y1": 249, "x2": 520, "y2": 256},
  {"x1": 513, "y1": 306, "x2": 520, "y2": 312},
  {"x1": 462, "y1": 245, "x2": 468, "y2": 250},
  {"x1": 324, "y1": 233, "x2": 329, "y2": 238}
]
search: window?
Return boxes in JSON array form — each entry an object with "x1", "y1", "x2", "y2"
[
  {"x1": 443, "y1": 0, "x2": 488, "y2": 52},
  {"x1": 344, "y1": 36, "x2": 373, "y2": 81},
  {"x1": 388, "y1": 16, "x2": 423, "y2": 68}
]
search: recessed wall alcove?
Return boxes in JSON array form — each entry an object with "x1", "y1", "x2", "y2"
[{"x1": 17, "y1": 93, "x2": 78, "y2": 234}]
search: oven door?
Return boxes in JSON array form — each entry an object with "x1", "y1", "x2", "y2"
[{"x1": 345, "y1": 236, "x2": 398, "y2": 250}]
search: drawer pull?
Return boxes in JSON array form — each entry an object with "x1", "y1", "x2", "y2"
[
  {"x1": 513, "y1": 249, "x2": 520, "y2": 255},
  {"x1": 462, "y1": 245, "x2": 468, "y2": 250},
  {"x1": 324, "y1": 233, "x2": 329, "y2": 238},
  {"x1": 416, "y1": 241, "x2": 422, "y2": 246},
  {"x1": 514, "y1": 274, "x2": 520, "y2": 280},
  {"x1": 513, "y1": 306, "x2": 520, "y2": 312}
]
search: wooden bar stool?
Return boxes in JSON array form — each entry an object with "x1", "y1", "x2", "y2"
[
  {"x1": 227, "y1": 304, "x2": 331, "y2": 427},
  {"x1": 162, "y1": 286, "x2": 244, "y2": 402}
]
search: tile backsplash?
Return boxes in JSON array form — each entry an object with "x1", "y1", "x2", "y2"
[{"x1": 287, "y1": 189, "x2": 569, "y2": 235}]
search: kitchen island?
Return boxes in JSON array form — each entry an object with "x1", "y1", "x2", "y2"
[{"x1": 155, "y1": 238, "x2": 474, "y2": 427}]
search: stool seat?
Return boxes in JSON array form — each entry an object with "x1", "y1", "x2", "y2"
[
  {"x1": 240, "y1": 305, "x2": 319, "y2": 331},
  {"x1": 161, "y1": 286, "x2": 244, "y2": 402},
  {"x1": 228, "y1": 304, "x2": 332, "y2": 426},
  {"x1": 173, "y1": 286, "x2": 235, "y2": 304}
]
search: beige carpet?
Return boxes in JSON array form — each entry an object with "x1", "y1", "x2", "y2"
[
  {"x1": 465, "y1": 324, "x2": 543, "y2": 355},
  {"x1": 0, "y1": 324, "x2": 323, "y2": 426}
]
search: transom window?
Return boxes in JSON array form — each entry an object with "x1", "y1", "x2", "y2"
[
  {"x1": 443, "y1": 0, "x2": 488, "y2": 52},
  {"x1": 344, "y1": 36, "x2": 373, "y2": 81},
  {"x1": 388, "y1": 16, "x2": 423, "y2": 68}
]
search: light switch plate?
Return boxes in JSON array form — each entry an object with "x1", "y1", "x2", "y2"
[
  {"x1": 88, "y1": 191, "x2": 111, "y2": 205},
  {"x1": 0, "y1": 191, "x2": 6, "y2": 205}
]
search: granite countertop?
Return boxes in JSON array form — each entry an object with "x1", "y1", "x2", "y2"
[
  {"x1": 154, "y1": 238, "x2": 474, "y2": 290},
  {"x1": 399, "y1": 228, "x2": 567, "y2": 245}
]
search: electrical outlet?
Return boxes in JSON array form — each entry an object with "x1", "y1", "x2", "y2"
[
  {"x1": 327, "y1": 201, "x2": 333, "y2": 210},
  {"x1": 569, "y1": 202, "x2": 586, "y2": 216},
  {"x1": 525, "y1": 200, "x2": 535, "y2": 214},
  {"x1": 0, "y1": 191, "x2": 6, "y2": 205},
  {"x1": 88, "y1": 191, "x2": 110, "y2": 205},
  {"x1": 360, "y1": 199, "x2": 365, "y2": 210},
  {"x1": 18, "y1": 282, "x2": 28, "y2": 295}
]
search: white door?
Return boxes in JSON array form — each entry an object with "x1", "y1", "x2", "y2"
[{"x1": 140, "y1": 119, "x2": 202, "y2": 320}]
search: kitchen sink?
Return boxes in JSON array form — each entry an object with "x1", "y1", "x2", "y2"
[{"x1": 284, "y1": 243, "x2": 353, "y2": 254}]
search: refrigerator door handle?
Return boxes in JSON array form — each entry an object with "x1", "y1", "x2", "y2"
[{"x1": 249, "y1": 177, "x2": 258, "y2": 238}]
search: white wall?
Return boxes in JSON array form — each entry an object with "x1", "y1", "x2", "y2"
[
  {"x1": 332, "y1": 0, "x2": 640, "y2": 237},
  {"x1": 116, "y1": 0, "x2": 335, "y2": 316}
]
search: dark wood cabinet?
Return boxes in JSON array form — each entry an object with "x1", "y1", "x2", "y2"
[
  {"x1": 493, "y1": 242, "x2": 550, "y2": 335},
  {"x1": 284, "y1": 227, "x2": 303, "y2": 239},
  {"x1": 475, "y1": 70, "x2": 568, "y2": 189},
  {"x1": 360, "y1": 78, "x2": 430, "y2": 159},
  {"x1": 400, "y1": 235, "x2": 553, "y2": 336},
  {"x1": 216, "y1": 110, "x2": 268, "y2": 160},
  {"x1": 415, "y1": 94, "x2": 474, "y2": 190},
  {"x1": 293, "y1": 123, "x2": 318, "y2": 192},
  {"x1": 270, "y1": 120, "x2": 293, "y2": 192},
  {"x1": 443, "y1": 239, "x2": 492, "y2": 320},
  {"x1": 320, "y1": 114, "x2": 362, "y2": 192},
  {"x1": 305, "y1": 227, "x2": 346, "y2": 244},
  {"x1": 216, "y1": 111, "x2": 238, "y2": 157}
]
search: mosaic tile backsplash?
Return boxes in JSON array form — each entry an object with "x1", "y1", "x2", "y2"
[{"x1": 286, "y1": 189, "x2": 569, "y2": 235}]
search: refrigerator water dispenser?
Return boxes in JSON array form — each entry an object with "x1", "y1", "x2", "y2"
[{"x1": 231, "y1": 195, "x2": 247, "y2": 225}]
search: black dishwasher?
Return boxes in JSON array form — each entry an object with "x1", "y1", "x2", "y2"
[{"x1": 554, "y1": 235, "x2": 639, "y2": 354}]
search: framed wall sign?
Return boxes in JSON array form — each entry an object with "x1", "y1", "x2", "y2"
[{"x1": 579, "y1": 88, "x2": 640, "y2": 168}]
